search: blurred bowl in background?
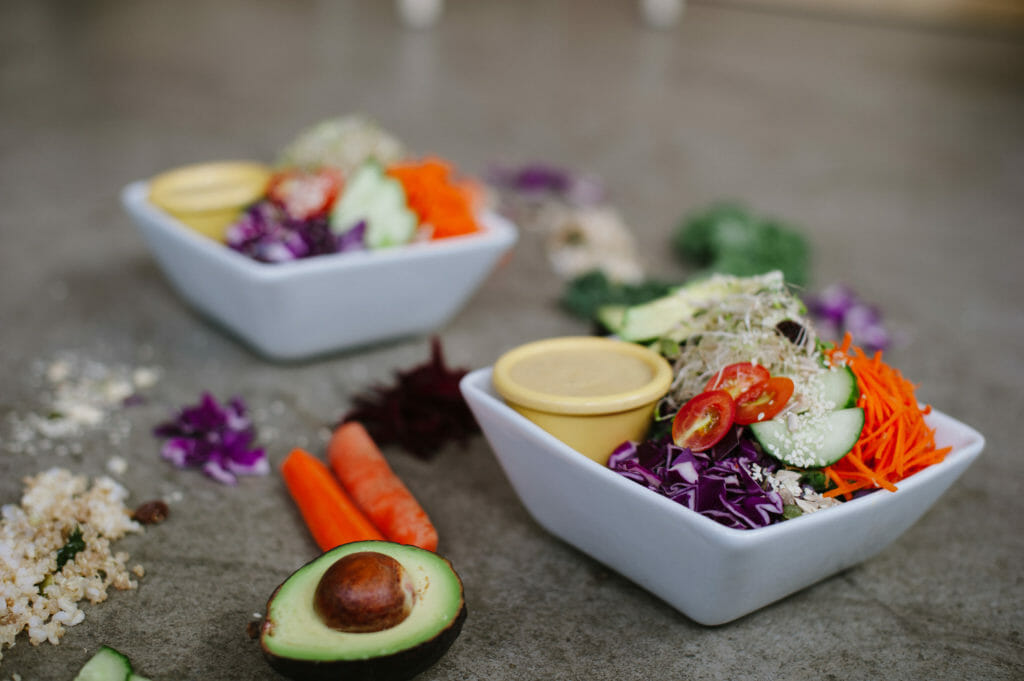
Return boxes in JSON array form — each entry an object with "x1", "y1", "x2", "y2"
[{"x1": 122, "y1": 180, "x2": 517, "y2": 361}]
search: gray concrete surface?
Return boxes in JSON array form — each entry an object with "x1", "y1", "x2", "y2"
[{"x1": 2, "y1": 1, "x2": 1022, "y2": 679}]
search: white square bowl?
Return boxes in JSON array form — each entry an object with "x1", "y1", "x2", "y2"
[
  {"x1": 460, "y1": 367, "x2": 985, "y2": 625},
  {"x1": 121, "y1": 181, "x2": 518, "y2": 360}
]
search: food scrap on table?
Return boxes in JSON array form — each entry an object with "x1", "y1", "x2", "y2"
[
  {"x1": 672, "y1": 202, "x2": 810, "y2": 287},
  {"x1": 0, "y1": 469, "x2": 146, "y2": 661},
  {"x1": 488, "y1": 162, "x2": 646, "y2": 285},
  {"x1": 152, "y1": 392, "x2": 268, "y2": 485},
  {"x1": 806, "y1": 283, "x2": 892, "y2": 353},
  {"x1": 3, "y1": 353, "x2": 160, "y2": 458},
  {"x1": 340, "y1": 336, "x2": 478, "y2": 459},
  {"x1": 73, "y1": 645, "x2": 152, "y2": 681}
]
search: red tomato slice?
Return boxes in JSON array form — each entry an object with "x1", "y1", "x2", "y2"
[
  {"x1": 704, "y1": 362, "x2": 770, "y2": 399},
  {"x1": 734, "y1": 376, "x2": 795, "y2": 425},
  {"x1": 671, "y1": 390, "x2": 736, "y2": 452},
  {"x1": 267, "y1": 168, "x2": 343, "y2": 220}
]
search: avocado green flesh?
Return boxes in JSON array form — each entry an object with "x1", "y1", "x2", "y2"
[
  {"x1": 262, "y1": 542, "x2": 464, "y2": 662},
  {"x1": 602, "y1": 275, "x2": 769, "y2": 342}
]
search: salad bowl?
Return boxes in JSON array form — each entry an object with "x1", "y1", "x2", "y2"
[
  {"x1": 460, "y1": 367, "x2": 984, "y2": 625},
  {"x1": 121, "y1": 181, "x2": 517, "y2": 360}
]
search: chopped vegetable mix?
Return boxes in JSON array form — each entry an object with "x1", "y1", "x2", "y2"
[
  {"x1": 602, "y1": 272, "x2": 943, "y2": 529},
  {"x1": 822, "y1": 334, "x2": 951, "y2": 498}
]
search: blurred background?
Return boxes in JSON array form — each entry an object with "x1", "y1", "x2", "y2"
[{"x1": 2, "y1": 1, "x2": 1023, "y2": 679}]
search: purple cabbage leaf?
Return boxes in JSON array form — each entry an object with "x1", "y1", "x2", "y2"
[{"x1": 608, "y1": 428, "x2": 784, "y2": 530}]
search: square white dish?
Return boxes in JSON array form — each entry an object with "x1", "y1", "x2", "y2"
[
  {"x1": 121, "y1": 181, "x2": 517, "y2": 360},
  {"x1": 460, "y1": 367, "x2": 984, "y2": 625}
]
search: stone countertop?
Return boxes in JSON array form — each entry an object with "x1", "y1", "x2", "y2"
[{"x1": 1, "y1": 1, "x2": 1022, "y2": 679}]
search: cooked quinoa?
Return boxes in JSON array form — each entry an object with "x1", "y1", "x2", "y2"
[{"x1": 0, "y1": 468, "x2": 143, "y2": 661}]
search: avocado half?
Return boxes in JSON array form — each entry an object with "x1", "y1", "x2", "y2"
[{"x1": 260, "y1": 541, "x2": 466, "y2": 681}]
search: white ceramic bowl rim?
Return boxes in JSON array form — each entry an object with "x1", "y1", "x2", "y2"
[
  {"x1": 122, "y1": 180, "x2": 515, "y2": 282},
  {"x1": 465, "y1": 367, "x2": 985, "y2": 546}
]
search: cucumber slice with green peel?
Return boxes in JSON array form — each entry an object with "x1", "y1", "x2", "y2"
[
  {"x1": 74, "y1": 646, "x2": 132, "y2": 681},
  {"x1": 330, "y1": 161, "x2": 417, "y2": 249},
  {"x1": 811, "y1": 365, "x2": 859, "y2": 410},
  {"x1": 750, "y1": 407, "x2": 865, "y2": 468}
]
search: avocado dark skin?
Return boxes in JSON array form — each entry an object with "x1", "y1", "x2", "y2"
[
  {"x1": 259, "y1": 541, "x2": 467, "y2": 681},
  {"x1": 262, "y1": 604, "x2": 467, "y2": 681}
]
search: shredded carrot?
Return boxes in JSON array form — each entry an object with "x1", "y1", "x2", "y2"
[
  {"x1": 280, "y1": 448, "x2": 384, "y2": 552},
  {"x1": 328, "y1": 422, "x2": 439, "y2": 552},
  {"x1": 387, "y1": 157, "x2": 481, "y2": 240},
  {"x1": 822, "y1": 334, "x2": 951, "y2": 499}
]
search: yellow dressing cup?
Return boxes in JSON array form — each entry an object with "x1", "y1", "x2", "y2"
[
  {"x1": 492, "y1": 336, "x2": 673, "y2": 465},
  {"x1": 148, "y1": 161, "x2": 272, "y2": 241}
]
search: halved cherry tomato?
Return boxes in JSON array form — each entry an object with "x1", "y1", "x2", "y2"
[
  {"x1": 704, "y1": 362, "x2": 770, "y2": 399},
  {"x1": 734, "y1": 376, "x2": 795, "y2": 425},
  {"x1": 671, "y1": 390, "x2": 736, "y2": 452},
  {"x1": 266, "y1": 167, "x2": 343, "y2": 220}
]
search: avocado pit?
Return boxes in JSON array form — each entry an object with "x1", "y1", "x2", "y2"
[
  {"x1": 260, "y1": 540, "x2": 466, "y2": 681},
  {"x1": 314, "y1": 551, "x2": 415, "y2": 633}
]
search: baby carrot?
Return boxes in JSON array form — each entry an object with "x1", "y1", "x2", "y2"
[
  {"x1": 328, "y1": 421, "x2": 439, "y2": 552},
  {"x1": 280, "y1": 447, "x2": 384, "y2": 552}
]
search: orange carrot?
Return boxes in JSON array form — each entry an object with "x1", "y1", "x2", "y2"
[
  {"x1": 280, "y1": 448, "x2": 384, "y2": 552},
  {"x1": 387, "y1": 157, "x2": 481, "y2": 240},
  {"x1": 822, "y1": 334, "x2": 951, "y2": 499},
  {"x1": 328, "y1": 421, "x2": 439, "y2": 552}
]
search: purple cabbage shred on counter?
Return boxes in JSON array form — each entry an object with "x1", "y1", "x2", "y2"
[
  {"x1": 608, "y1": 428, "x2": 784, "y2": 530},
  {"x1": 488, "y1": 162, "x2": 606, "y2": 206},
  {"x1": 806, "y1": 283, "x2": 891, "y2": 353},
  {"x1": 153, "y1": 392, "x2": 268, "y2": 485}
]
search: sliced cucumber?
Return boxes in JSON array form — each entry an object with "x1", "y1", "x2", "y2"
[
  {"x1": 74, "y1": 646, "x2": 132, "y2": 681},
  {"x1": 750, "y1": 407, "x2": 865, "y2": 468},
  {"x1": 811, "y1": 365, "x2": 859, "y2": 410},
  {"x1": 330, "y1": 161, "x2": 417, "y2": 249}
]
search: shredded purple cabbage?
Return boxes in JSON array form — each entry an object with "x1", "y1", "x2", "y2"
[
  {"x1": 608, "y1": 428, "x2": 785, "y2": 530},
  {"x1": 488, "y1": 163, "x2": 606, "y2": 206},
  {"x1": 153, "y1": 392, "x2": 268, "y2": 485},
  {"x1": 225, "y1": 201, "x2": 365, "y2": 263},
  {"x1": 806, "y1": 283, "x2": 891, "y2": 353}
]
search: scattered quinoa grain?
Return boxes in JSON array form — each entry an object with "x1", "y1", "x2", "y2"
[{"x1": 0, "y1": 468, "x2": 144, "y2": 661}]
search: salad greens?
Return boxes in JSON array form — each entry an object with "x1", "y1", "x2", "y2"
[
  {"x1": 607, "y1": 271, "x2": 852, "y2": 529},
  {"x1": 673, "y1": 202, "x2": 810, "y2": 287}
]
